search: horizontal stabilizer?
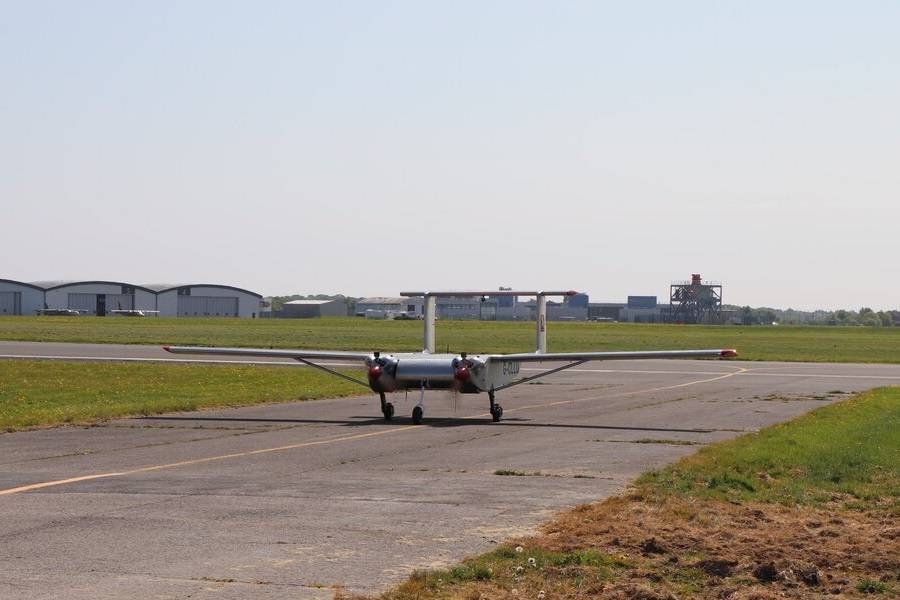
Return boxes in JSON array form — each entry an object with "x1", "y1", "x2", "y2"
[{"x1": 401, "y1": 290, "x2": 578, "y2": 297}]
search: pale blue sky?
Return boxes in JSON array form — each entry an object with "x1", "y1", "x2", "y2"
[{"x1": 2, "y1": 1, "x2": 898, "y2": 309}]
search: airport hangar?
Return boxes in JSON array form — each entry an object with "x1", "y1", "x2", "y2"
[
  {"x1": 280, "y1": 298, "x2": 348, "y2": 318},
  {"x1": 0, "y1": 279, "x2": 45, "y2": 316},
  {"x1": 3, "y1": 280, "x2": 263, "y2": 318}
]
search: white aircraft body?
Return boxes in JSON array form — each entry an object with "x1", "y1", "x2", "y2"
[
  {"x1": 164, "y1": 290, "x2": 737, "y2": 424},
  {"x1": 36, "y1": 308, "x2": 82, "y2": 316}
]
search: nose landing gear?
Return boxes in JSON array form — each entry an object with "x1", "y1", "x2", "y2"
[{"x1": 379, "y1": 392, "x2": 394, "y2": 421}]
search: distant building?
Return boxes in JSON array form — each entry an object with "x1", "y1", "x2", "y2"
[
  {"x1": 0, "y1": 279, "x2": 45, "y2": 316},
  {"x1": 6, "y1": 279, "x2": 264, "y2": 318},
  {"x1": 37, "y1": 281, "x2": 157, "y2": 317},
  {"x1": 281, "y1": 299, "x2": 348, "y2": 318},
  {"x1": 356, "y1": 297, "x2": 424, "y2": 318},
  {"x1": 518, "y1": 299, "x2": 588, "y2": 321},
  {"x1": 566, "y1": 293, "x2": 590, "y2": 308},
  {"x1": 588, "y1": 303, "x2": 625, "y2": 321},
  {"x1": 149, "y1": 284, "x2": 262, "y2": 318},
  {"x1": 589, "y1": 296, "x2": 664, "y2": 323},
  {"x1": 620, "y1": 295, "x2": 663, "y2": 323},
  {"x1": 437, "y1": 296, "x2": 485, "y2": 320},
  {"x1": 627, "y1": 295, "x2": 657, "y2": 309},
  {"x1": 668, "y1": 274, "x2": 724, "y2": 324}
]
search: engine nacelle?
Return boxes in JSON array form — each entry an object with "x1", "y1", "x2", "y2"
[
  {"x1": 365, "y1": 353, "x2": 398, "y2": 392},
  {"x1": 367, "y1": 354, "x2": 488, "y2": 393},
  {"x1": 451, "y1": 354, "x2": 486, "y2": 393}
]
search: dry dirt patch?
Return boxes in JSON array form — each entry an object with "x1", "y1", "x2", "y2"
[
  {"x1": 342, "y1": 492, "x2": 898, "y2": 599},
  {"x1": 532, "y1": 492, "x2": 898, "y2": 598}
]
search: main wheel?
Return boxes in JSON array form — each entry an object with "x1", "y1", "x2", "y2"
[
  {"x1": 491, "y1": 405, "x2": 503, "y2": 422},
  {"x1": 411, "y1": 405, "x2": 424, "y2": 425},
  {"x1": 382, "y1": 402, "x2": 394, "y2": 421}
]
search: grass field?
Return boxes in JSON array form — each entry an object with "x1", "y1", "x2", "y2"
[
  {"x1": 2, "y1": 316, "x2": 900, "y2": 363},
  {"x1": 357, "y1": 388, "x2": 900, "y2": 599},
  {"x1": 639, "y1": 387, "x2": 900, "y2": 510},
  {"x1": 0, "y1": 360, "x2": 363, "y2": 431}
]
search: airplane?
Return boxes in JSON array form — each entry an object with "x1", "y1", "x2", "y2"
[
  {"x1": 36, "y1": 308, "x2": 82, "y2": 316},
  {"x1": 164, "y1": 290, "x2": 737, "y2": 424}
]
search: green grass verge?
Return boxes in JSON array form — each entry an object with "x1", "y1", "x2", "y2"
[
  {"x1": 399, "y1": 545, "x2": 634, "y2": 596},
  {"x1": 638, "y1": 386, "x2": 900, "y2": 510},
  {"x1": 0, "y1": 359, "x2": 363, "y2": 431},
  {"x1": 364, "y1": 388, "x2": 900, "y2": 599},
  {"x1": 2, "y1": 316, "x2": 900, "y2": 363}
]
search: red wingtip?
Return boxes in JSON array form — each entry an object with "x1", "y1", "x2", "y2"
[
  {"x1": 720, "y1": 349, "x2": 738, "y2": 358},
  {"x1": 162, "y1": 346, "x2": 171, "y2": 352},
  {"x1": 566, "y1": 290, "x2": 578, "y2": 296}
]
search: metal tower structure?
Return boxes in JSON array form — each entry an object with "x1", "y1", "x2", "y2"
[{"x1": 669, "y1": 274, "x2": 723, "y2": 324}]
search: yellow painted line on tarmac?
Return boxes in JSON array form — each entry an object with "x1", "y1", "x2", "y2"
[
  {"x1": 0, "y1": 426, "x2": 419, "y2": 497},
  {"x1": 0, "y1": 367, "x2": 748, "y2": 497}
]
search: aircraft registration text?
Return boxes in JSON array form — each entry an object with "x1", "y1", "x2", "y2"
[{"x1": 502, "y1": 361, "x2": 521, "y2": 376}]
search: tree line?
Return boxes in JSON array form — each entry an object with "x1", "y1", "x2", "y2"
[{"x1": 732, "y1": 306, "x2": 900, "y2": 326}]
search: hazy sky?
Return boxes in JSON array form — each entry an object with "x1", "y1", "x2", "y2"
[{"x1": 2, "y1": 1, "x2": 898, "y2": 310}]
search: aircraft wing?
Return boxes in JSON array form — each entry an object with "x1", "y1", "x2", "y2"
[
  {"x1": 487, "y1": 348, "x2": 737, "y2": 362},
  {"x1": 163, "y1": 346, "x2": 372, "y2": 361}
]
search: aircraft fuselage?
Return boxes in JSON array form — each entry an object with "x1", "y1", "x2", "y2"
[{"x1": 364, "y1": 352, "x2": 522, "y2": 394}]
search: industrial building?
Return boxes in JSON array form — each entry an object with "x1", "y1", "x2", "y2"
[
  {"x1": 37, "y1": 281, "x2": 158, "y2": 316},
  {"x1": 668, "y1": 274, "x2": 724, "y2": 324},
  {"x1": 354, "y1": 292, "x2": 592, "y2": 321},
  {"x1": 0, "y1": 279, "x2": 45, "y2": 316},
  {"x1": 586, "y1": 275, "x2": 726, "y2": 324},
  {"x1": 149, "y1": 284, "x2": 263, "y2": 318},
  {"x1": 619, "y1": 296, "x2": 665, "y2": 323},
  {"x1": 2, "y1": 279, "x2": 264, "y2": 318},
  {"x1": 356, "y1": 297, "x2": 424, "y2": 318},
  {"x1": 281, "y1": 299, "x2": 348, "y2": 318}
]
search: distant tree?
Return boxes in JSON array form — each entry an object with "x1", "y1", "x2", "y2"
[
  {"x1": 741, "y1": 306, "x2": 754, "y2": 325},
  {"x1": 756, "y1": 308, "x2": 777, "y2": 325},
  {"x1": 835, "y1": 310, "x2": 852, "y2": 324},
  {"x1": 863, "y1": 315, "x2": 882, "y2": 327},
  {"x1": 724, "y1": 304, "x2": 895, "y2": 327}
]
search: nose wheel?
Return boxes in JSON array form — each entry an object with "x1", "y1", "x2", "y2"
[
  {"x1": 488, "y1": 390, "x2": 503, "y2": 422},
  {"x1": 379, "y1": 392, "x2": 394, "y2": 421},
  {"x1": 411, "y1": 405, "x2": 424, "y2": 425}
]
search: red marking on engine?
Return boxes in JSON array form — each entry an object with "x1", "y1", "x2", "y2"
[{"x1": 454, "y1": 367, "x2": 470, "y2": 382}]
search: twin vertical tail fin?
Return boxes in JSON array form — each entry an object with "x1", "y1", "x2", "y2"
[{"x1": 400, "y1": 290, "x2": 579, "y2": 354}]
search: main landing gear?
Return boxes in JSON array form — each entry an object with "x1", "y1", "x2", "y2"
[
  {"x1": 380, "y1": 387, "x2": 502, "y2": 425},
  {"x1": 412, "y1": 384, "x2": 426, "y2": 424},
  {"x1": 379, "y1": 392, "x2": 394, "y2": 421},
  {"x1": 489, "y1": 390, "x2": 503, "y2": 423}
]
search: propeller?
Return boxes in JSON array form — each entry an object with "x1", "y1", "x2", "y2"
[
  {"x1": 366, "y1": 351, "x2": 398, "y2": 389},
  {"x1": 451, "y1": 352, "x2": 480, "y2": 392}
]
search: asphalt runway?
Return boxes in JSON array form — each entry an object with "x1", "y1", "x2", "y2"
[{"x1": 3, "y1": 342, "x2": 900, "y2": 599}]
